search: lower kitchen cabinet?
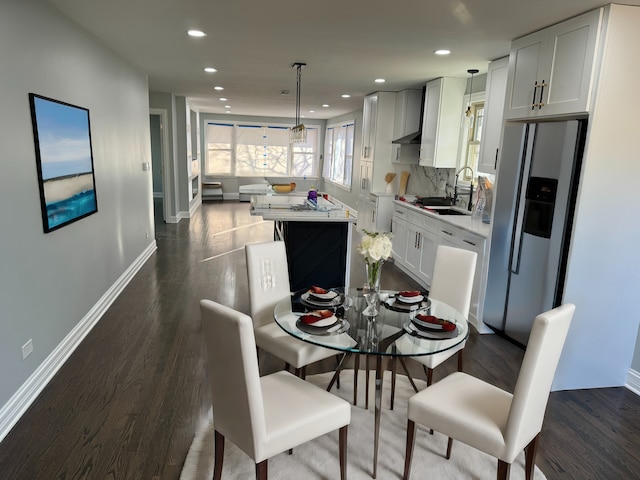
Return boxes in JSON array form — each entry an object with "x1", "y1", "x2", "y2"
[
  {"x1": 437, "y1": 223, "x2": 486, "y2": 328},
  {"x1": 391, "y1": 203, "x2": 490, "y2": 333}
]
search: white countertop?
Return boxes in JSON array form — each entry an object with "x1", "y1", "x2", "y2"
[
  {"x1": 250, "y1": 194, "x2": 356, "y2": 223},
  {"x1": 393, "y1": 200, "x2": 491, "y2": 238}
]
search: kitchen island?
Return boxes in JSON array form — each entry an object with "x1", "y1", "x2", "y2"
[{"x1": 250, "y1": 194, "x2": 356, "y2": 291}]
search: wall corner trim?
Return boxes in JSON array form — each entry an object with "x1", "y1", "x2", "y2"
[
  {"x1": 0, "y1": 242, "x2": 158, "y2": 443},
  {"x1": 626, "y1": 368, "x2": 640, "y2": 397}
]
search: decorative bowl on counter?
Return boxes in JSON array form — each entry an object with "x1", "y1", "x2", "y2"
[{"x1": 272, "y1": 182, "x2": 296, "y2": 193}]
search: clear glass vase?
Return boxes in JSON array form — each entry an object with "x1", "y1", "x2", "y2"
[{"x1": 363, "y1": 261, "x2": 383, "y2": 316}]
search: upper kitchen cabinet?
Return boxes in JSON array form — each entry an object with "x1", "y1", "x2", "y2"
[
  {"x1": 504, "y1": 8, "x2": 603, "y2": 120},
  {"x1": 419, "y1": 77, "x2": 467, "y2": 168},
  {"x1": 478, "y1": 57, "x2": 509, "y2": 174},
  {"x1": 361, "y1": 91, "x2": 396, "y2": 192}
]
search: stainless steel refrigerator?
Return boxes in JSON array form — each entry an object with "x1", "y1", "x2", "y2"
[{"x1": 483, "y1": 120, "x2": 586, "y2": 346}]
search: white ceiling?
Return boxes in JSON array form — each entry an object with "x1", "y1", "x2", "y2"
[{"x1": 47, "y1": 1, "x2": 633, "y2": 120}]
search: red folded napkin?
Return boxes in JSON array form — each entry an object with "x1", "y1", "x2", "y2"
[
  {"x1": 415, "y1": 314, "x2": 456, "y2": 331},
  {"x1": 300, "y1": 309, "x2": 334, "y2": 325},
  {"x1": 399, "y1": 290, "x2": 421, "y2": 297},
  {"x1": 309, "y1": 285, "x2": 329, "y2": 294}
]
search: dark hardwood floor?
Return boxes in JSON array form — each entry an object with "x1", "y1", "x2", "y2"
[{"x1": 0, "y1": 200, "x2": 638, "y2": 479}]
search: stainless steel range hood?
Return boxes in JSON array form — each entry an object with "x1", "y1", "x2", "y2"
[{"x1": 392, "y1": 131, "x2": 421, "y2": 144}]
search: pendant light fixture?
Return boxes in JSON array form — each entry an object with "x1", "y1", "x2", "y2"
[
  {"x1": 463, "y1": 68, "x2": 479, "y2": 128},
  {"x1": 290, "y1": 62, "x2": 307, "y2": 143}
]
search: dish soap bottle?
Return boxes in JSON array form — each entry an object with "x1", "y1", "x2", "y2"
[{"x1": 308, "y1": 186, "x2": 317, "y2": 203}]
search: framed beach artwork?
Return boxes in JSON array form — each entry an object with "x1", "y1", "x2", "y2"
[{"x1": 29, "y1": 94, "x2": 98, "y2": 233}]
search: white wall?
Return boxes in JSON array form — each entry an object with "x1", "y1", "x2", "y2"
[
  {"x1": 554, "y1": 5, "x2": 640, "y2": 389},
  {"x1": 0, "y1": 0, "x2": 155, "y2": 432}
]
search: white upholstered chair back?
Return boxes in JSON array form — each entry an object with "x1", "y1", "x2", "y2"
[
  {"x1": 200, "y1": 299, "x2": 267, "y2": 460},
  {"x1": 503, "y1": 303, "x2": 575, "y2": 460},
  {"x1": 245, "y1": 241, "x2": 292, "y2": 329},
  {"x1": 429, "y1": 245, "x2": 477, "y2": 317}
]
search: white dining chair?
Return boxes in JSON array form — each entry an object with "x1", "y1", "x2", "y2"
[
  {"x1": 403, "y1": 303, "x2": 575, "y2": 480},
  {"x1": 416, "y1": 245, "x2": 477, "y2": 386},
  {"x1": 200, "y1": 299, "x2": 350, "y2": 480},
  {"x1": 245, "y1": 240, "x2": 341, "y2": 378}
]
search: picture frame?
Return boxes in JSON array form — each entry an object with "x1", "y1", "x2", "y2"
[{"x1": 29, "y1": 93, "x2": 98, "y2": 233}]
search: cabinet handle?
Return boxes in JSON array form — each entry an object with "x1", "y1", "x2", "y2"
[
  {"x1": 531, "y1": 81, "x2": 538, "y2": 110},
  {"x1": 538, "y1": 80, "x2": 547, "y2": 109},
  {"x1": 441, "y1": 230, "x2": 453, "y2": 236},
  {"x1": 463, "y1": 239, "x2": 476, "y2": 246},
  {"x1": 417, "y1": 232, "x2": 421, "y2": 249},
  {"x1": 414, "y1": 232, "x2": 419, "y2": 249},
  {"x1": 364, "y1": 146, "x2": 370, "y2": 158},
  {"x1": 494, "y1": 148, "x2": 499, "y2": 170},
  {"x1": 395, "y1": 210, "x2": 405, "y2": 215},
  {"x1": 396, "y1": 146, "x2": 400, "y2": 161}
]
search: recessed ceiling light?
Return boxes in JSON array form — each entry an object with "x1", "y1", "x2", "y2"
[
  {"x1": 374, "y1": 78, "x2": 386, "y2": 83},
  {"x1": 341, "y1": 94, "x2": 351, "y2": 98},
  {"x1": 224, "y1": 105, "x2": 231, "y2": 109},
  {"x1": 225, "y1": 111, "x2": 231, "y2": 114},
  {"x1": 188, "y1": 30, "x2": 206, "y2": 37},
  {"x1": 434, "y1": 49, "x2": 451, "y2": 55},
  {"x1": 219, "y1": 97, "x2": 227, "y2": 101},
  {"x1": 204, "y1": 67, "x2": 217, "y2": 73},
  {"x1": 214, "y1": 86, "x2": 224, "y2": 90},
  {"x1": 309, "y1": 110, "x2": 315, "y2": 113},
  {"x1": 322, "y1": 104, "x2": 330, "y2": 108}
]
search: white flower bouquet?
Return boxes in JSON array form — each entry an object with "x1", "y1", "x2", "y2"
[{"x1": 357, "y1": 230, "x2": 393, "y2": 293}]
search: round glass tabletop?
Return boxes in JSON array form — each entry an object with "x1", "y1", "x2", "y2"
[{"x1": 273, "y1": 288, "x2": 469, "y2": 357}]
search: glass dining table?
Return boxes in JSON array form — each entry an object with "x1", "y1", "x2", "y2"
[{"x1": 273, "y1": 288, "x2": 469, "y2": 479}]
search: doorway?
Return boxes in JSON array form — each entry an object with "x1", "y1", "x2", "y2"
[{"x1": 149, "y1": 109, "x2": 172, "y2": 223}]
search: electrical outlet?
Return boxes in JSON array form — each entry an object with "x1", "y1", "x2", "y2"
[{"x1": 22, "y1": 339, "x2": 33, "y2": 360}]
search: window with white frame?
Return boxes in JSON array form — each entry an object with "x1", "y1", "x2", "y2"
[
  {"x1": 204, "y1": 122, "x2": 319, "y2": 177},
  {"x1": 459, "y1": 99, "x2": 484, "y2": 182},
  {"x1": 323, "y1": 120, "x2": 355, "y2": 188}
]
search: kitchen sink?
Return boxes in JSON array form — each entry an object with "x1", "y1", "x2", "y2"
[{"x1": 430, "y1": 208, "x2": 470, "y2": 216}]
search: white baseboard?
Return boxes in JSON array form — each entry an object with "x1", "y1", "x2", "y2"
[
  {"x1": 0, "y1": 242, "x2": 158, "y2": 443},
  {"x1": 626, "y1": 368, "x2": 640, "y2": 396}
]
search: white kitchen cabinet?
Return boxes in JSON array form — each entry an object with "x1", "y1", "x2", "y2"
[
  {"x1": 391, "y1": 206, "x2": 409, "y2": 266},
  {"x1": 417, "y1": 227, "x2": 438, "y2": 285},
  {"x1": 437, "y1": 223, "x2": 487, "y2": 328},
  {"x1": 419, "y1": 77, "x2": 467, "y2": 167},
  {"x1": 357, "y1": 193, "x2": 394, "y2": 233},
  {"x1": 478, "y1": 57, "x2": 509, "y2": 174},
  {"x1": 360, "y1": 92, "x2": 396, "y2": 193},
  {"x1": 504, "y1": 8, "x2": 603, "y2": 120},
  {"x1": 359, "y1": 159, "x2": 373, "y2": 197},
  {"x1": 404, "y1": 222, "x2": 421, "y2": 272}
]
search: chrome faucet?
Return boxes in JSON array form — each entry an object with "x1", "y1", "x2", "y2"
[{"x1": 454, "y1": 166, "x2": 475, "y2": 211}]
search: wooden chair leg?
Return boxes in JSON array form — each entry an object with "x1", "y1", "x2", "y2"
[
  {"x1": 424, "y1": 365, "x2": 434, "y2": 386},
  {"x1": 446, "y1": 437, "x2": 453, "y2": 459},
  {"x1": 214, "y1": 430, "x2": 224, "y2": 480},
  {"x1": 403, "y1": 420, "x2": 416, "y2": 480},
  {"x1": 285, "y1": 362, "x2": 291, "y2": 373},
  {"x1": 457, "y1": 349, "x2": 464, "y2": 371},
  {"x1": 339, "y1": 425, "x2": 348, "y2": 480},
  {"x1": 336, "y1": 355, "x2": 341, "y2": 389},
  {"x1": 497, "y1": 459, "x2": 510, "y2": 480},
  {"x1": 524, "y1": 433, "x2": 540, "y2": 480},
  {"x1": 256, "y1": 459, "x2": 268, "y2": 480},
  {"x1": 288, "y1": 448, "x2": 293, "y2": 455}
]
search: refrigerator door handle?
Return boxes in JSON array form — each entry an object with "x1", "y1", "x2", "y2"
[{"x1": 510, "y1": 125, "x2": 536, "y2": 275}]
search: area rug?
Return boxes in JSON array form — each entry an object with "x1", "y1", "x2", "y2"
[{"x1": 180, "y1": 370, "x2": 547, "y2": 480}]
